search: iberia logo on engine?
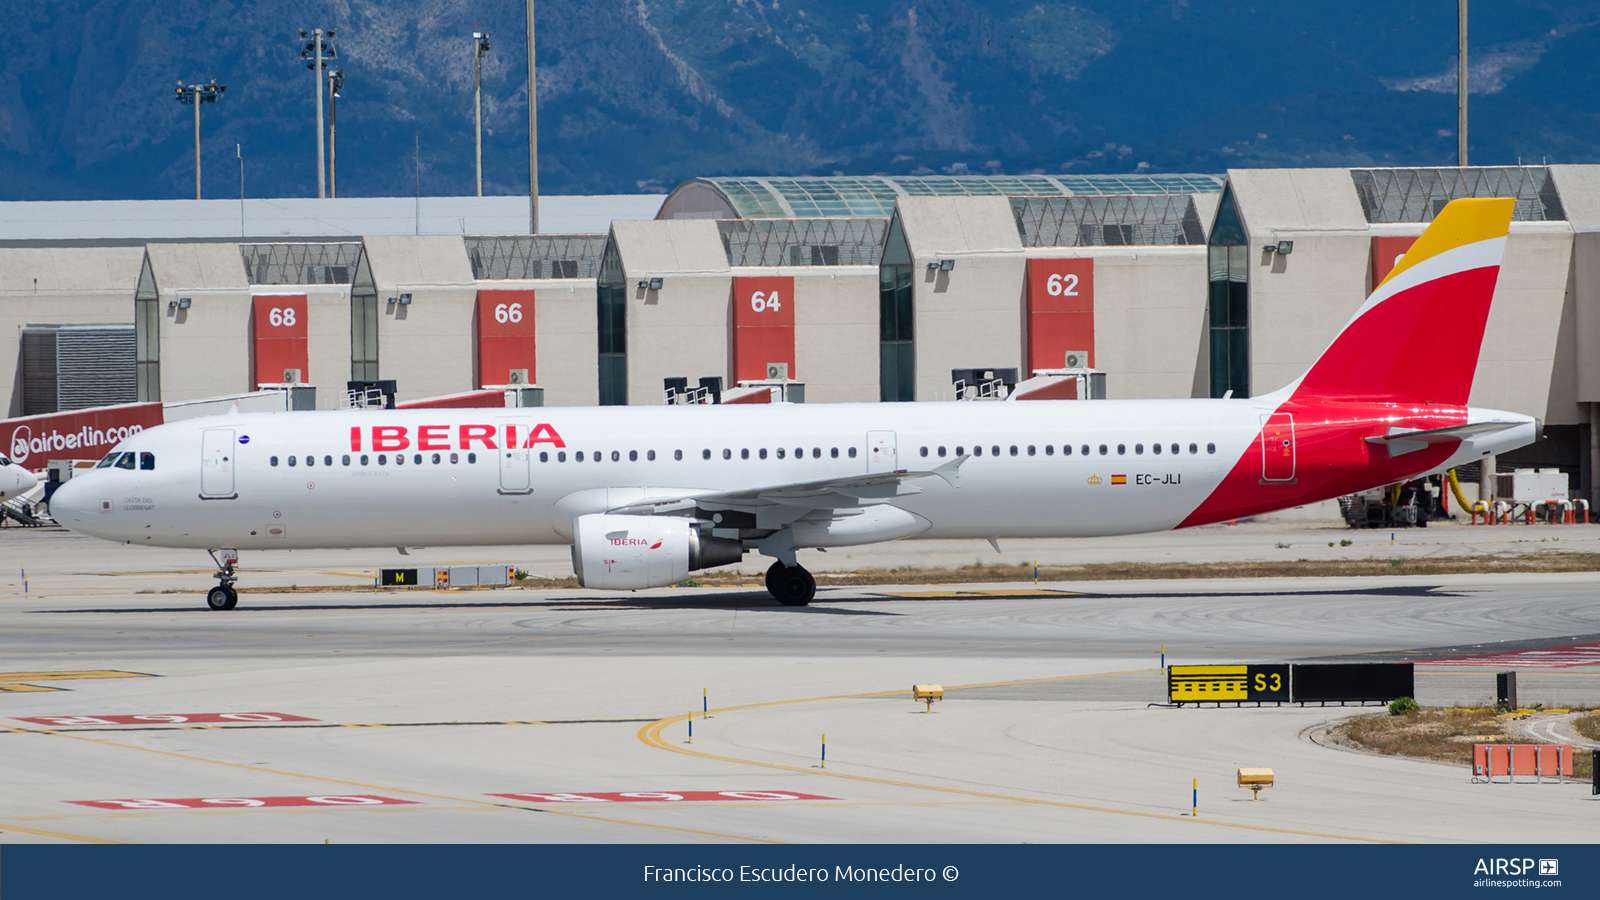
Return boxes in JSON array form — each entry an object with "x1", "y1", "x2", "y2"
[{"x1": 609, "y1": 538, "x2": 665, "y2": 549}]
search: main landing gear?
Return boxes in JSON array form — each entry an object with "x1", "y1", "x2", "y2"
[
  {"x1": 765, "y1": 560, "x2": 816, "y2": 607},
  {"x1": 206, "y1": 548, "x2": 239, "y2": 611}
]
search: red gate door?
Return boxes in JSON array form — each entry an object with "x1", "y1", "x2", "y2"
[{"x1": 1260, "y1": 413, "x2": 1295, "y2": 482}]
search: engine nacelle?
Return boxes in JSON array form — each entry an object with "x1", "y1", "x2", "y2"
[{"x1": 570, "y1": 514, "x2": 743, "y2": 590}]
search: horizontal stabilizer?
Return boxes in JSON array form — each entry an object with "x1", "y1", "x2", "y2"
[{"x1": 1364, "y1": 421, "x2": 1522, "y2": 457}]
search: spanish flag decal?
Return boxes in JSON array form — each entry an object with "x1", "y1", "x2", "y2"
[{"x1": 1110, "y1": 475, "x2": 1127, "y2": 485}]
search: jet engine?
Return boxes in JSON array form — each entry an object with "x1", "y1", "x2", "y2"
[{"x1": 570, "y1": 514, "x2": 744, "y2": 590}]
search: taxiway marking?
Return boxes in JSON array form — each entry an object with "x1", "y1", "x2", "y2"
[{"x1": 637, "y1": 670, "x2": 1401, "y2": 845}]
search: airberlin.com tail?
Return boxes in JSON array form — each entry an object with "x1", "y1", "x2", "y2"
[{"x1": 1178, "y1": 198, "x2": 1532, "y2": 527}]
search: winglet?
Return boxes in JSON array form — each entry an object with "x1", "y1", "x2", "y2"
[{"x1": 928, "y1": 454, "x2": 967, "y2": 489}]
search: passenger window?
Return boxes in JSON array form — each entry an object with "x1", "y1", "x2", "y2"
[
  {"x1": 1135, "y1": 444, "x2": 1144, "y2": 455},
  {"x1": 1009, "y1": 446, "x2": 1018, "y2": 456},
  {"x1": 1098, "y1": 445, "x2": 1107, "y2": 456},
  {"x1": 431, "y1": 453, "x2": 441, "y2": 464},
  {"x1": 1207, "y1": 443, "x2": 1217, "y2": 454},
  {"x1": 612, "y1": 451, "x2": 621, "y2": 462},
  {"x1": 647, "y1": 450, "x2": 656, "y2": 461},
  {"x1": 759, "y1": 448, "x2": 767, "y2": 460},
  {"x1": 378, "y1": 454, "x2": 387, "y2": 465},
  {"x1": 848, "y1": 447, "x2": 857, "y2": 458},
  {"x1": 360, "y1": 454, "x2": 369, "y2": 465},
  {"x1": 722, "y1": 449, "x2": 732, "y2": 460},
  {"x1": 324, "y1": 455, "x2": 333, "y2": 466},
  {"x1": 1027, "y1": 446, "x2": 1035, "y2": 456},
  {"x1": 956, "y1": 446, "x2": 964, "y2": 456},
  {"x1": 938, "y1": 446, "x2": 947, "y2": 457},
  {"x1": 1189, "y1": 443, "x2": 1198, "y2": 454},
  {"x1": 452, "y1": 453, "x2": 460, "y2": 464},
  {"x1": 397, "y1": 454, "x2": 406, "y2": 466},
  {"x1": 576, "y1": 451, "x2": 585, "y2": 462},
  {"x1": 1061, "y1": 445, "x2": 1071, "y2": 456},
  {"x1": 702, "y1": 449, "x2": 711, "y2": 460},
  {"x1": 1081, "y1": 445, "x2": 1090, "y2": 456},
  {"x1": 306, "y1": 455, "x2": 315, "y2": 467},
  {"x1": 796, "y1": 447, "x2": 804, "y2": 458},
  {"x1": 539, "y1": 452, "x2": 548, "y2": 462},
  {"x1": 1153, "y1": 444, "x2": 1162, "y2": 455},
  {"x1": 1045, "y1": 445, "x2": 1054, "y2": 456},
  {"x1": 674, "y1": 450, "x2": 682, "y2": 461},
  {"x1": 270, "y1": 456, "x2": 279, "y2": 467},
  {"x1": 468, "y1": 452, "x2": 477, "y2": 463},
  {"x1": 992, "y1": 445, "x2": 1000, "y2": 457},
  {"x1": 1171, "y1": 444, "x2": 1179, "y2": 455},
  {"x1": 777, "y1": 448, "x2": 786, "y2": 459},
  {"x1": 973, "y1": 446, "x2": 983, "y2": 457},
  {"x1": 830, "y1": 447, "x2": 839, "y2": 458},
  {"x1": 593, "y1": 452, "x2": 601, "y2": 463},
  {"x1": 1117, "y1": 444, "x2": 1126, "y2": 455},
  {"x1": 140, "y1": 452, "x2": 156, "y2": 470},
  {"x1": 629, "y1": 450, "x2": 637, "y2": 462},
  {"x1": 288, "y1": 456, "x2": 298, "y2": 467},
  {"x1": 411, "y1": 454, "x2": 420, "y2": 465},
  {"x1": 920, "y1": 447, "x2": 928, "y2": 457},
  {"x1": 557, "y1": 451, "x2": 567, "y2": 462},
  {"x1": 342, "y1": 454, "x2": 351, "y2": 465}
]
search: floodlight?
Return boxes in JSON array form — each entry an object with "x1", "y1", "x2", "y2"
[
  {"x1": 939, "y1": 258, "x2": 955, "y2": 271},
  {"x1": 1276, "y1": 240, "x2": 1294, "y2": 255},
  {"x1": 648, "y1": 277, "x2": 664, "y2": 291}
]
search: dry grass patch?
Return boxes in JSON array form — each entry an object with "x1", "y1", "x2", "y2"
[
  {"x1": 1574, "y1": 714, "x2": 1600, "y2": 743},
  {"x1": 1334, "y1": 708, "x2": 1594, "y2": 778}
]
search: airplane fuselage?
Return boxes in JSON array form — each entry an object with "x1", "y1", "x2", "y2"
[{"x1": 50, "y1": 397, "x2": 1536, "y2": 552}]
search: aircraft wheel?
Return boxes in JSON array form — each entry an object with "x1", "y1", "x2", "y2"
[
  {"x1": 207, "y1": 585, "x2": 238, "y2": 611},
  {"x1": 764, "y1": 560, "x2": 786, "y2": 595},
  {"x1": 771, "y1": 566, "x2": 815, "y2": 607}
]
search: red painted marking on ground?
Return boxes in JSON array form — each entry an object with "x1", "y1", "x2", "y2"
[
  {"x1": 16, "y1": 712, "x2": 317, "y2": 726},
  {"x1": 1417, "y1": 642, "x2": 1600, "y2": 668},
  {"x1": 490, "y1": 791, "x2": 836, "y2": 803},
  {"x1": 70, "y1": 795, "x2": 415, "y2": 810}
]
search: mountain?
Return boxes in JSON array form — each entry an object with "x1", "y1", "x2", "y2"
[{"x1": 0, "y1": 0, "x2": 1596, "y2": 203}]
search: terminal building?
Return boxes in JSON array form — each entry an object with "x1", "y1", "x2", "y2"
[{"x1": 3, "y1": 166, "x2": 1598, "y2": 503}]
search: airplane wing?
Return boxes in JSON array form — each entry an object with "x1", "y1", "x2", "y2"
[{"x1": 605, "y1": 455, "x2": 967, "y2": 516}]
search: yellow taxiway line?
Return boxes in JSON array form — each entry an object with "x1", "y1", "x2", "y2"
[{"x1": 638, "y1": 671, "x2": 1402, "y2": 845}]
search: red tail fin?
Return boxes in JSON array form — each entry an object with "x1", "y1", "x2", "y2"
[{"x1": 1291, "y1": 198, "x2": 1515, "y2": 405}]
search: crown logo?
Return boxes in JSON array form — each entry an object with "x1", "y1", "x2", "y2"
[{"x1": 1087, "y1": 474, "x2": 1103, "y2": 485}]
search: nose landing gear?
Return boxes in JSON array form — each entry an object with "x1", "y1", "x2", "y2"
[{"x1": 207, "y1": 548, "x2": 240, "y2": 610}]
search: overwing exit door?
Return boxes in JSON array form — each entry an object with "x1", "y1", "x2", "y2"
[
  {"x1": 200, "y1": 428, "x2": 236, "y2": 498},
  {"x1": 867, "y1": 431, "x2": 897, "y2": 474},
  {"x1": 1260, "y1": 413, "x2": 1296, "y2": 482}
]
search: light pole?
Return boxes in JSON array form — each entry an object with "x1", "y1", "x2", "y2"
[
  {"x1": 525, "y1": 0, "x2": 538, "y2": 232},
  {"x1": 174, "y1": 79, "x2": 226, "y2": 200},
  {"x1": 473, "y1": 32, "x2": 492, "y2": 197},
  {"x1": 299, "y1": 28, "x2": 337, "y2": 198},
  {"x1": 1457, "y1": 0, "x2": 1468, "y2": 166},
  {"x1": 328, "y1": 68, "x2": 345, "y2": 198}
]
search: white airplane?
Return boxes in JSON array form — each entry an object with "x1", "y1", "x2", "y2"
[
  {"x1": 51, "y1": 199, "x2": 1538, "y2": 610},
  {"x1": 0, "y1": 454, "x2": 38, "y2": 503}
]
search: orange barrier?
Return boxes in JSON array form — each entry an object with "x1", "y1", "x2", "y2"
[
  {"x1": 1471, "y1": 500, "x2": 1491, "y2": 525},
  {"x1": 1473, "y1": 743, "x2": 1573, "y2": 783},
  {"x1": 1573, "y1": 499, "x2": 1589, "y2": 524}
]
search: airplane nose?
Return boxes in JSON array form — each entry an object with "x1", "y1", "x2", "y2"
[{"x1": 48, "y1": 476, "x2": 92, "y2": 529}]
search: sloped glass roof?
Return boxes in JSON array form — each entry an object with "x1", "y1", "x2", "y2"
[{"x1": 692, "y1": 174, "x2": 1225, "y2": 219}]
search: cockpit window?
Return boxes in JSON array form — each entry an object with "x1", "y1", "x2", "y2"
[
  {"x1": 114, "y1": 452, "x2": 136, "y2": 470},
  {"x1": 140, "y1": 452, "x2": 156, "y2": 470},
  {"x1": 96, "y1": 453, "x2": 119, "y2": 468},
  {"x1": 0, "y1": 454, "x2": 10, "y2": 466}
]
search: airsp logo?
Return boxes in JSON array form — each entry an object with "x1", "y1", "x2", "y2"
[{"x1": 1540, "y1": 860, "x2": 1559, "y2": 876}]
